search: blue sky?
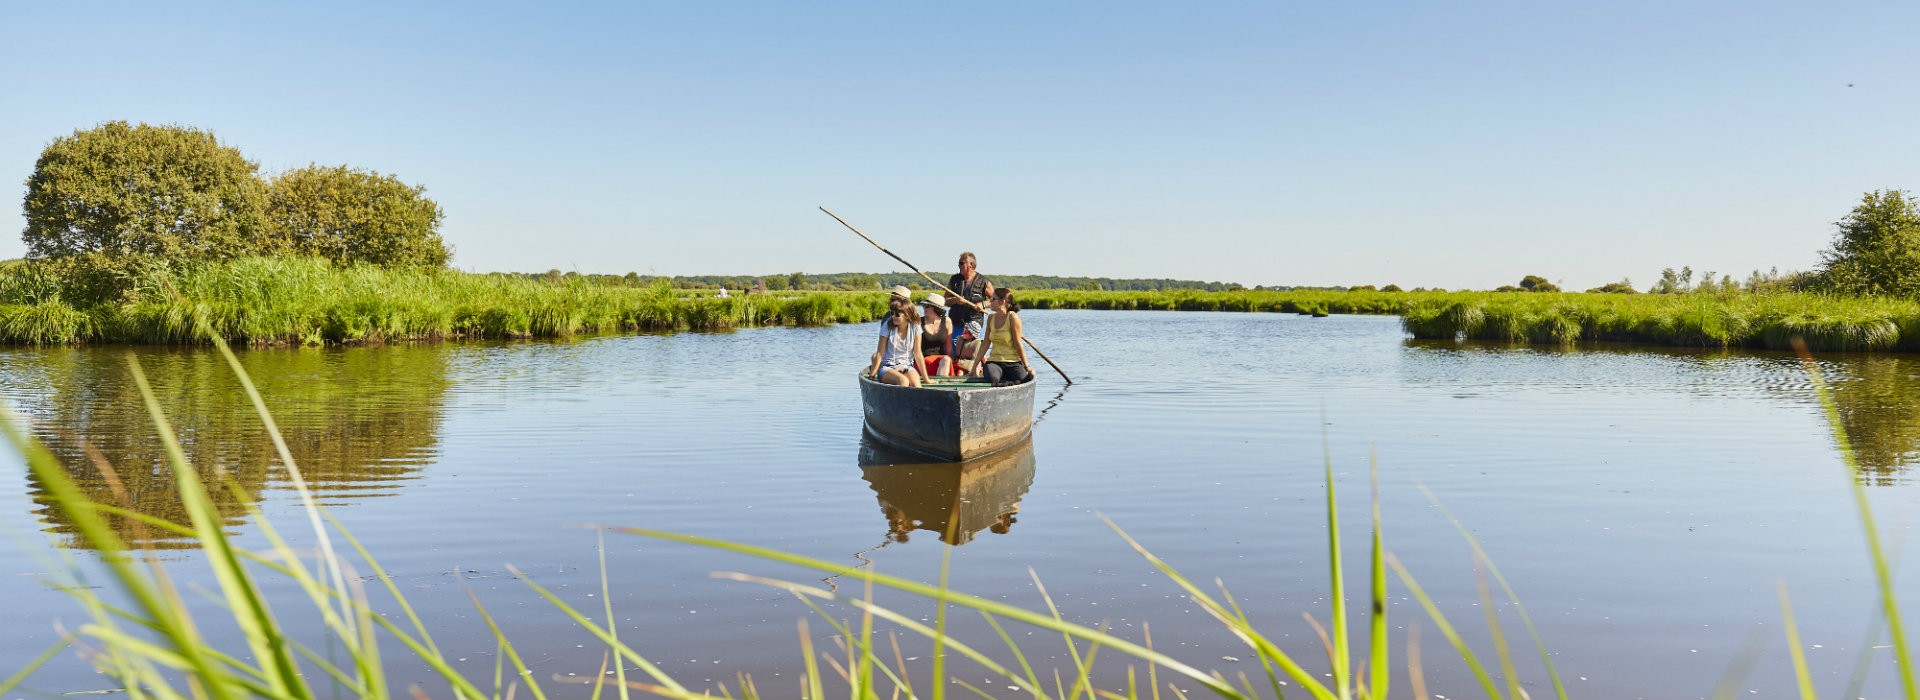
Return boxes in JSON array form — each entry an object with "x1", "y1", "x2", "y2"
[{"x1": 1, "y1": 2, "x2": 1914, "y2": 289}]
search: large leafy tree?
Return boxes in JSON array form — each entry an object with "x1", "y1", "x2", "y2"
[
  {"x1": 22, "y1": 121, "x2": 271, "y2": 261},
  {"x1": 1815, "y1": 189, "x2": 1920, "y2": 297},
  {"x1": 265, "y1": 165, "x2": 449, "y2": 268}
]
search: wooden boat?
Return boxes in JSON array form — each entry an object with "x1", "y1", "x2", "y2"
[
  {"x1": 859, "y1": 435, "x2": 1035, "y2": 545},
  {"x1": 857, "y1": 373, "x2": 1035, "y2": 461}
]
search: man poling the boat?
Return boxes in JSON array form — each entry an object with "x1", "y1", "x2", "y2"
[
  {"x1": 946, "y1": 251, "x2": 992, "y2": 361},
  {"x1": 818, "y1": 206, "x2": 1071, "y2": 385}
]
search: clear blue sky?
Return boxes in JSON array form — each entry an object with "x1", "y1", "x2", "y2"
[{"x1": 2, "y1": 2, "x2": 1914, "y2": 290}]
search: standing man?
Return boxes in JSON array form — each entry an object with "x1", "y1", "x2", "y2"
[{"x1": 946, "y1": 252, "x2": 994, "y2": 361}]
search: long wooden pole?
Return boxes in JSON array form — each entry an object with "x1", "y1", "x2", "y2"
[{"x1": 819, "y1": 207, "x2": 1072, "y2": 385}]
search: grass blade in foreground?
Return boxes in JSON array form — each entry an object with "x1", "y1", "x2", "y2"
[
  {"x1": 1415, "y1": 485, "x2": 1569, "y2": 700},
  {"x1": 1366, "y1": 452, "x2": 1389, "y2": 700},
  {"x1": 1385, "y1": 554, "x2": 1503, "y2": 700},
  {"x1": 1795, "y1": 341, "x2": 1915, "y2": 699},
  {"x1": 1777, "y1": 583, "x2": 1818, "y2": 700},
  {"x1": 1319, "y1": 432, "x2": 1350, "y2": 700},
  {"x1": 604, "y1": 526, "x2": 1244, "y2": 698},
  {"x1": 126, "y1": 357, "x2": 310, "y2": 700}
]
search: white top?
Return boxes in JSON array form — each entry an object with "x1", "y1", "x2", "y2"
[{"x1": 879, "y1": 325, "x2": 915, "y2": 370}]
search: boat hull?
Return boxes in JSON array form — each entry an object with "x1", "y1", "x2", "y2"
[{"x1": 858, "y1": 374, "x2": 1035, "y2": 461}]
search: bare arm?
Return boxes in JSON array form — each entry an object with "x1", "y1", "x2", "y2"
[
  {"x1": 970, "y1": 324, "x2": 989, "y2": 375},
  {"x1": 1010, "y1": 314, "x2": 1030, "y2": 367},
  {"x1": 869, "y1": 335, "x2": 887, "y2": 378}
]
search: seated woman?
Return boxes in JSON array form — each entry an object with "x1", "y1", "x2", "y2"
[
  {"x1": 868, "y1": 298, "x2": 926, "y2": 387},
  {"x1": 918, "y1": 294, "x2": 954, "y2": 377},
  {"x1": 969, "y1": 288, "x2": 1033, "y2": 386}
]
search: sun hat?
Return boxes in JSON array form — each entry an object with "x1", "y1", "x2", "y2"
[
  {"x1": 890, "y1": 285, "x2": 912, "y2": 299},
  {"x1": 920, "y1": 293, "x2": 948, "y2": 312}
]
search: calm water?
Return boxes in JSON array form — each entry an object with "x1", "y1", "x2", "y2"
[{"x1": 1, "y1": 311, "x2": 1917, "y2": 699}]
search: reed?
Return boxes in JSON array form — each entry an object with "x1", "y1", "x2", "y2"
[
  {"x1": 0, "y1": 257, "x2": 890, "y2": 345},
  {"x1": 6, "y1": 259, "x2": 1919, "y2": 354},
  {"x1": 1390, "y1": 291, "x2": 1920, "y2": 352},
  {"x1": 1022, "y1": 288, "x2": 1920, "y2": 352}
]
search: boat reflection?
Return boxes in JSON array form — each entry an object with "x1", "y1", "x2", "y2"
[{"x1": 858, "y1": 435, "x2": 1036, "y2": 546}]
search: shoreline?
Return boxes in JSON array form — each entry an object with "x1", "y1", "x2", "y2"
[{"x1": 2, "y1": 260, "x2": 1917, "y2": 354}]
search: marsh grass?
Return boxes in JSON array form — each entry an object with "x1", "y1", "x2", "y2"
[
  {"x1": 6, "y1": 260, "x2": 1920, "y2": 355},
  {"x1": 1, "y1": 323, "x2": 1913, "y2": 699},
  {"x1": 1018, "y1": 288, "x2": 1920, "y2": 352},
  {"x1": 0, "y1": 257, "x2": 889, "y2": 345}
]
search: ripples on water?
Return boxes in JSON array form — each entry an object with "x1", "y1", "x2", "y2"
[{"x1": 0, "y1": 311, "x2": 1915, "y2": 698}]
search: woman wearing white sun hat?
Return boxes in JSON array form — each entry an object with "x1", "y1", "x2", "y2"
[{"x1": 917, "y1": 293, "x2": 955, "y2": 377}]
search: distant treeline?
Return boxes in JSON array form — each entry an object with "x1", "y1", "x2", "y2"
[{"x1": 501, "y1": 269, "x2": 1279, "y2": 292}]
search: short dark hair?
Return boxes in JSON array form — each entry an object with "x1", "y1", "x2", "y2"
[{"x1": 958, "y1": 252, "x2": 977, "y2": 266}]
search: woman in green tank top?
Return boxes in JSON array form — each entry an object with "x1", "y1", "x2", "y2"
[{"x1": 969, "y1": 288, "x2": 1032, "y2": 386}]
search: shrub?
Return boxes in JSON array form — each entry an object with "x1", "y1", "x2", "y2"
[
  {"x1": 266, "y1": 165, "x2": 449, "y2": 268},
  {"x1": 1518, "y1": 275, "x2": 1561, "y2": 293},
  {"x1": 23, "y1": 121, "x2": 271, "y2": 263},
  {"x1": 1812, "y1": 189, "x2": 1920, "y2": 297}
]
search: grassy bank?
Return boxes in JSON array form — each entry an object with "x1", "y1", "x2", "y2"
[
  {"x1": 1021, "y1": 288, "x2": 1920, "y2": 353},
  {"x1": 0, "y1": 257, "x2": 888, "y2": 345},
  {"x1": 4, "y1": 259, "x2": 1919, "y2": 354}
]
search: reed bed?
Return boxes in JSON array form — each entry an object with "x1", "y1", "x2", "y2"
[
  {"x1": 0, "y1": 257, "x2": 888, "y2": 345},
  {"x1": 1023, "y1": 289, "x2": 1920, "y2": 353},
  {"x1": 1021, "y1": 289, "x2": 1411, "y2": 316},
  {"x1": 1396, "y1": 292, "x2": 1920, "y2": 352},
  {"x1": 5, "y1": 259, "x2": 1919, "y2": 354}
]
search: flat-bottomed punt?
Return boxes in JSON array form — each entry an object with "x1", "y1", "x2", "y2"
[{"x1": 858, "y1": 373, "x2": 1035, "y2": 461}]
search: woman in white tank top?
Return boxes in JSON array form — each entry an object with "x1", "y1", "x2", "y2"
[{"x1": 868, "y1": 298, "x2": 926, "y2": 387}]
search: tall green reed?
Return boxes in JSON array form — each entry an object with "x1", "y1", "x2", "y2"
[
  {"x1": 1790, "y1": 340, "x2": 1915, "y2": 698},
  {"x1": 0, "y1": 257, "x2": 892, "y2": 345},
  {"x1": 4, "y1": 257, "x2": 1920, "y2": 355}
]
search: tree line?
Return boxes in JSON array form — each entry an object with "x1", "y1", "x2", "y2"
[
  {"x1": 18, "y1": 121, "x2": 447, "y2": 302},
  {"x1": 504, "y1": 270, "x2": 1254, "y2": 292},
  {"x1": 1430, "y1": 188, "x2": 1920, "y2": 297}
]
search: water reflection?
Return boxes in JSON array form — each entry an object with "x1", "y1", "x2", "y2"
[
  {"x1": 858, "y1": 436, "x2": 1036, "y2": 546},
  {"x1": 1, "y1": 346, "x2": 449, "y2": 549},
  {"x1": 1402, "y1": 339, "x2": 1920, "y2": 483},
  {"x1": 1827, "y1": 356, "x2": 1920, "y2": 485}
]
